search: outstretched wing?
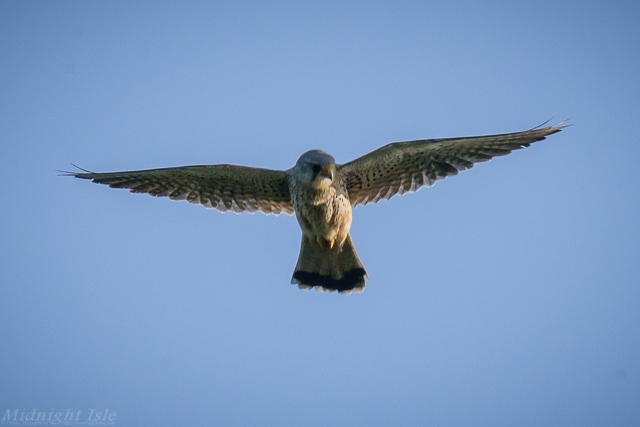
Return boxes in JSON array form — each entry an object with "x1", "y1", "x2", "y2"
[
  {"x1": 68, "y1": 164, "x2": 294, "y2": 215},
  {"x1": 339, "y1": 123, "x2": 565, "y2": 207}
]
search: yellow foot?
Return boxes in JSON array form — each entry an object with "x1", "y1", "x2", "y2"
[{"x1": 316, "y1": 236, "x2": 335, "y2": 250}]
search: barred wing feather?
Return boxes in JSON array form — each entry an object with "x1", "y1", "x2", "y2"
[
  {"x1": 339, "y1": 124, "x2": 564, "y2": 207},
  {"x1": 70, "y1": 164, "x2": 294, "y2": 215}
]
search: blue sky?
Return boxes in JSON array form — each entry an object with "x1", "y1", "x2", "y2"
[{"x1": 1, "y1": 1, "x2": 639, "y2": 426}]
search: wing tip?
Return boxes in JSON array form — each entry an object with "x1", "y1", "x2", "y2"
[
  {"x1": 533, "y1": 118, "x2": 572, "y2": 134},
  {"x1": 57, "y1": 164, "x2": 96, "y2": 179}
]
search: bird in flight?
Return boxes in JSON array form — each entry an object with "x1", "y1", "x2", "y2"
[{"x1": 67, "y1": 123, "x2": 564, "y2": 294}]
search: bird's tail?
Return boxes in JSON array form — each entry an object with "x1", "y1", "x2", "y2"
[{"x1": 291, "y1": 234, "x2": 368, "y2": 294}]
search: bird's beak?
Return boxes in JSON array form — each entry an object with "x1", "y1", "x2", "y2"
[{"x1": 320, "y1": 166, "x2": 334, "y2": 181}]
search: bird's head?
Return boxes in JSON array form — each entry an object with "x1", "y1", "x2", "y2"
[{"x1": 294, "y1": 150, "x2": 336, "y2": 189}]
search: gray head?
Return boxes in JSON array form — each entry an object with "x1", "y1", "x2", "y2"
[{"x1": 294, "y1": 150, "x2": 336, "y2": 188}]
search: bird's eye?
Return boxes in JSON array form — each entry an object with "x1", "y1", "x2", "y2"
[{"x1": 311, "y1": 164, "x2": 321, "y2": 175}]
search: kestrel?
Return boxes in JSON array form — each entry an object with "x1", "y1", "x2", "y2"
[{"x1": 67, "y1": 123, "x2": 564, "y2": 294}]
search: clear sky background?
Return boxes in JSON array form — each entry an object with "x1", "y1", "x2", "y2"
[{"x1": 1, "y1": 1, "x2": 639, "y2": 426}]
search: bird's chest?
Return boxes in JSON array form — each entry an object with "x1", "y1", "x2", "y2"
[{"x1": 293, "y1": 186, "x2": 351, "y2": 235}]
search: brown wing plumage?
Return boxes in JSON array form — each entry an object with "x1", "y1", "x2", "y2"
[
  {"x1": 339, "y1": 123, "x2": 565, "y2": 207},
  {"x1": 69, "y1": 164, "x2": 294, "y2": 215}
]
